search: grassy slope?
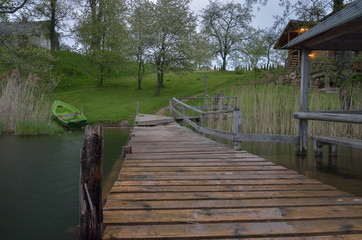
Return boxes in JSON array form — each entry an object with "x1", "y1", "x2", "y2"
[{"x1": 54, "y1": 51, "x2": 257, "y2": 124}]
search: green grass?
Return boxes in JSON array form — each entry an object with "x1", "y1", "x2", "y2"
[
  {"x1": 54, "y1": 51, "x2": 259, "y2": 124},
  {"x1": 15, "y1": 121, "x2": 64, "y2": 136}
]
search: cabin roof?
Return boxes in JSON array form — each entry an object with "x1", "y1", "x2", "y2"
[
  {"x1": 281, "y1": 0, "x2": 362, "y2": 51},
  {"x1": 274, "y1": 20, "x2": 314, "y2": 49}
]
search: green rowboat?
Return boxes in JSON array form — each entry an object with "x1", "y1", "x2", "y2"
[{"x1": 52, "y1": 100, "x2": 87, "y2": 128}]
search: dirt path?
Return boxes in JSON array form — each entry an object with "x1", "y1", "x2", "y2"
[{"x1": 155, "y1": 93, "x2": 203, "y2": 116}]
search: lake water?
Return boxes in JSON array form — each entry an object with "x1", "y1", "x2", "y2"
[
  {"x1": 0, "y1": 128, "x2": 129, "y2": 240},
  {"x1": 0, "y1": 127, "x2": 361, "y2": 239},
  {"x1": 242, "y1": 140, "x2": 362, "y2": 197}
]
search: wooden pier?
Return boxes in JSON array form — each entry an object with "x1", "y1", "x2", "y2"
[{"x1": 102, "y1": 114, "x2": 362, "y2": 239}]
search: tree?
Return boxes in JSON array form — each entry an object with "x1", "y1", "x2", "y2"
[
  {"x1": 128, "y1": 0, "x2": 153, "y2": 90},
  {"x1": 75, "y1": 0, "x2": 128, "y2": 86},
  {"x1": 191, "y1": 33, "x2": 215, "y2": 70},
  {"x1": 237, "y1": 30, "x2": 267, "y2": 75},
  {"x1": 0, "y1": 0, "x2": 28, "y2": 14},
  {"x1": 201, "y1": 0, "x2": 253, "y2": 71},
  {"x1": 262, "y1": 28, "x2": 279, "y2": 70},
  {"x1": 30, "y1": 0, "x2": 71, "y2": 56},
  {"x1": 148, "y1": 0, "x2": 197, "y2": 95},
  {"x1": 273, "y1": 0, "x2": 354, "y2": 30}
]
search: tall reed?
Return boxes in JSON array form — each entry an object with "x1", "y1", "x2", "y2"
[
  {"x1": 211, "y1": 83, "x2": 361, "y2": 139},
  {"x1": 0, "y1": 70, "x2": 51, "y2": 133}
]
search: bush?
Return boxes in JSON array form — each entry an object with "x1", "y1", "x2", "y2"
[{"x1": 15, "y1": 121, "x2": 64, "y2": 136}]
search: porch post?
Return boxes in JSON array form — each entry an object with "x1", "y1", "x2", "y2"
[{"x1": 297, "y1": 49, "x2": 310, "y2": 155}]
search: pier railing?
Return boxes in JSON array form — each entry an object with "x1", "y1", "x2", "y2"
[
  {"x1": 169, "y1": 95, "x2": 299, "y2": 150},
  {"x1": 293, "y1": 110, "x2": 362, "y2": 155}
]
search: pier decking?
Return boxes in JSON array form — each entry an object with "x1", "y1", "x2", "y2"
[{"x1": 103, "y1": 114, "x2": 362, "y2": 239}]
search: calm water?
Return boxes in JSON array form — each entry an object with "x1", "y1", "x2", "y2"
[
  {"x1": 0, "y1": 128, "x2": 129, "y2": 240},
  {"x1": 242, "y1": 140, "x2": 362, "y2": 197}
]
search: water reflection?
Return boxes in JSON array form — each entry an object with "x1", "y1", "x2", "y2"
[{"x1": 241, "y1": 139, "x2": 362, "y2": 197}]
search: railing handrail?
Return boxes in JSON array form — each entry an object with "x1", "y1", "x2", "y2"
[
  {"x1": 170, "y1": 97, "x2": 299, "y2": 147},
  {"x1": 293, "y1": 111, "x2": 362, "y2": 124}
]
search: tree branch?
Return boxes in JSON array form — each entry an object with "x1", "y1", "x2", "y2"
[{"x1": 0, "y1": 0, "x2": 28, "y2": 14}]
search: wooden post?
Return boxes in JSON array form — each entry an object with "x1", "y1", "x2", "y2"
[
  {"x1": 200, "y1": 113, "x2": 205, "y2": 136},
  {"x1": 329, "y1": 144, "x2": 337, "y2": 156},
  {"x1": 182, "y1": 106, "x2": 186, "y2": 127},
  {"x1": 297, "y1": 49, "x2": 310, "y2": 155},
  {"x1": 233, "y1": 108, "x2": 242, "y2": 150},
  {"x1": 169, "y1": 99, "x2": 175, "y2": 118},
  {"x1": 80, "y1": 124, "x2": 103, "y2": 240},
  {"x1": 313, "y1": 139, "x2": 323, "y2": 156}
]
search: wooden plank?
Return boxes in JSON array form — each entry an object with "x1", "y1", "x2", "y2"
[
  {"x1": 118, "y1": 174, "x2": 312, "y2": 180},
  {"x1": 114, "y1": 178, "x2": 322, "y2": 186},
  {"x1": 221, "y1": 235, "x2": 362, "y2": 240},
  {"x1": 120, "y1": 165, "x2": 288, "y2": 172},
  {"x1": 294, "y1": 112, "x2": 362, "y2": 124},
  {"x1": 104, "y1": 197, "x2": 362, "y2": 211},
  {"x1": 103, "y1": 205, "x2": 362, "y2": 224},
  {"x1": 110, "y1": 184, "x2": 335, "y2": 193},
  {"x1": 119, "y1": 170, "x2": 298, "y2": 176},
  {"x1": 122, "y1": 161, "x2": 275, "y2": 167},
  {"x1": 312, "y1": 136, "x2": 362, "y2": 149},
  {"x1": 107, "y1": 190, "x2": 353, "y2": 201},
  {"x1": 125, "y1": 155, "x2": 262, "y2": 160},
  {"x1": 103, "y1": 219, "x2": 362, "y2": 239},
  {"x1": 236, "y1": 133, "x2": 299, "y2": 143}
]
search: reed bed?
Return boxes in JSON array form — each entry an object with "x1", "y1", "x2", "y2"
[
  {"x1": 207, "y1": 83, "x2": 361, "y2": 139},
  {"x1": 0, "y1": 70, "x2": 52, "y2": 134}
]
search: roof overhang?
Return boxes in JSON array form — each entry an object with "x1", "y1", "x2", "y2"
[{"x1": 282, "y1": 0, "x2": 362, "y2": 51}]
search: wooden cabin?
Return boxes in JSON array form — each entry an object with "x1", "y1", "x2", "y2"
[{"x1": 274, "y1": 20, "x2": 314, "y2": 71}]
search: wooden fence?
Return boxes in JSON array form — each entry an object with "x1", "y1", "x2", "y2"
[
  {"x1": 293, "y1": 110, "x2": 362, "y2": 155},
  {"x1": 169, "y1": 96, "x2": 299, "y2": 150}
]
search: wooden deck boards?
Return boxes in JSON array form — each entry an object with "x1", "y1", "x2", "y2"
[{"x1": 103, "y1": 114, "x2": 362, "y2": 239}]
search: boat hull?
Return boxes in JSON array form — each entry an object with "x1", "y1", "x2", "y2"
[{"x1": 52, "y1": 100, "x2": 87, "y2": 128}]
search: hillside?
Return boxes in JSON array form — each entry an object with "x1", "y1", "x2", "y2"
[{"x1": 54, "y1": 51, "x2": 260, "y2": 124}]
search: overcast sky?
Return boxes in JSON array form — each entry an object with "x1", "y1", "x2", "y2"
[{"x1": 188, "y1": 0, "x2": 286, "y2": 30}]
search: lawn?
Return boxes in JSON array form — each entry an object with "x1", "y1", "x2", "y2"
[{"x1": 54, "y1": 51, "x2": 259, "y2": 124}]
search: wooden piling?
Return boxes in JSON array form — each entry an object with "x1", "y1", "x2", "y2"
[
  {"x1": 80, "y1": 124, "x2": 103, "y2": 240},
  {"x1": 297, "y1": 49, "x2": 310, "y2": 155}
]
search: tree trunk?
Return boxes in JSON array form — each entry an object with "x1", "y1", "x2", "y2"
[
  {"x1": 99, "y1": 63, "x2": 104, "y2": 86},
  {"x1": 221, "y1": 55, "x2": 227, "y2": 71},
  {"x1": 137, "y1": 56, "x2": 144, "y2": 90},
  {"x1": 155, "y1": 64, "x2": 161, "y2": 96},
  {"x1": 50, "y1": 0, "x2": 56, "y2": 56},
  {"x1": 160, "y1": 66, "x2": 164, "y2": 88}
]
